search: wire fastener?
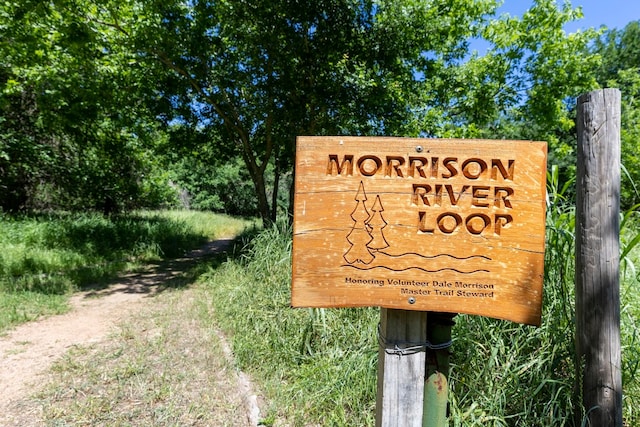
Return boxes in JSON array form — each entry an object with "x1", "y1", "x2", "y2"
[{"x1": 377, "y1": 323, "x2": 452, "y2": 356}]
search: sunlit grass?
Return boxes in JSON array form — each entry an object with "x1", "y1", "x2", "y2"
[
  {"x1": 0, "y1": 291, "x2": 69, "y2": 332},
  {"x1": 4, "y1": 200, "x2": 637, "y2": 424},
  {"x1": 147, "y1": 209, "x2": 260, "y2": 240},
  {"x1": 200, "y1": 220, "x2": 378, "y2": 425},
  {"x1": 620, "y1": 209, "x2": 640, "y2": 424},
  {"x1": 0, "y1": 210, "x2": 257, "y2": 332}
]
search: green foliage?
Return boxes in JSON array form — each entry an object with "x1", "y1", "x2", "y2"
[
  {"x1": 167, "y1": 151, "x2": 258, "y2": 215},
  {"x1": 620, "y1": 206, "x2": 640, "y2": 424},
  {"x1": 0, "y1": 212, "x2": 202, "y2": 294},
  {"x1": 0, "y1": 1, "x2": 177, "y2": 212},
  {"x1": 592, "y1": 20, "x2": 640, "y2": 208},
  {"x1": 594, "y1": 20, "x2": 640, "y2": 83},
  {"x1": 0, "y1": 0, "x2": 610, "y2": 219},
  {"x1": 0, "y1": 291, "x2": 69, "y2": 332},
  {"x1": 49, "y1": 0, "x2": 594, "y2": 222},
  {"x1": 609, "y1": 70, "x2": 640, "y2": 207},
  {"x1": 476, "y1": 2, "x2": 601, "y2": 200}
]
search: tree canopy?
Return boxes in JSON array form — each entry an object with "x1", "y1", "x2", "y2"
[
  {"x1": 1, "y1": 0, "x2": 171, "y2": 212},
  {"x1": 1, "y1": 0, "x2": 634, "y2": 218},
  {"x1": 593, "y1": 20, "x2": 640, "y2": 207}
]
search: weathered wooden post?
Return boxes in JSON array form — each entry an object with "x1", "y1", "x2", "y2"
[
  {"x1": 575, "y1": 88, "x2": 622, "y2": 426},
  {"x1": 290, "y1": 136, "x2": 547, "y2": 426},
  {"x1": 376, "y1": 309, "x2": 427, "y2": 426}
]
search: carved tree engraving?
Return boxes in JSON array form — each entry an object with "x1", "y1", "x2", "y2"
[
  {"x1": 344, "y1": 182, "x2": 374, "y2": 264},
  {"x1": 367, "y1": 195, "x2": 389, "y2": 252}
]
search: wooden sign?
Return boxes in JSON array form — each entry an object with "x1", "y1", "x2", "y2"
[{"x1": 291, "y1": 136, "x2": 547, "y2": 325}]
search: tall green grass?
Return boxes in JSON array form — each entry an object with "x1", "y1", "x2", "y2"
[
  {"x1": 620, "y1": 203, "x2": 640, "y2": 424},
  {"x1": 0, "y1": 210, "x2": 255, "y2": 331},
  {"x1": 201, "y1": 221, "x2": 379, "y2": 425},
  {"x1": 200, "y1": 168, "x2": 639, "y2": 425}
]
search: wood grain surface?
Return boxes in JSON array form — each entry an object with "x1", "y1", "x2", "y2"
[{"x1": 291, "y1": 136, "x2": 547, "y2": 325}]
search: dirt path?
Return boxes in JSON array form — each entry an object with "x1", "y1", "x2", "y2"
[{"x1": 0, "y1": 238, "x2": 261, "y2": 426}]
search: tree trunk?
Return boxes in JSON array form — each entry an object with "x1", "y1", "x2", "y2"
[
  {"x1": 253, "y1": 171, "x2": 273, "y2": 226},
  {"x1": 271, "y1": 145, "x2": 281, "y2": 221},
  {"x1": 235, "y1": 133, "x2": 274, "y2": 226}
]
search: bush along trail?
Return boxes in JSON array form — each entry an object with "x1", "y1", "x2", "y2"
[{"x1": 0, "y1": 212, "x2": 264, "y2": 426}]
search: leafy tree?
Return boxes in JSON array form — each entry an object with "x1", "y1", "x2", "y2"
[
  {"x1": 169, "y1": 154, "x2": 260, "y2": 216},
  {"x1": 0, "y1": 1, "x2": 175, "y2": 212},
  {"x1": 69, "y1": 0, "x2": 510, "y2": 223},
  {"x1": 117, "y1": 0, "x2": 599, "y2": 221},
  {"x1": 593, "y1": 20, "x2": 640, "y2": 207},
  {"x1": 594, "y1": 20, "x2": 640, "y2": 83},
  {"x1": 0, "y1": 81, "x2": 56, "y2": 211},
  {"x1": 475, "y1": 1, "x2": 600, "y2": 165}
]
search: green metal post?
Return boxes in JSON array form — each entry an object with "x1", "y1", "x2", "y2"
[{"x1": 423, "y1": 312, "x2": 455, "y2": 427}]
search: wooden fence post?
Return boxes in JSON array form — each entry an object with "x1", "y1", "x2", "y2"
[
  {"x1": 376, "y1": 308, "x2": 427, "y2": 426},
  {"x1": 575, "y1": 88, "x2": 622, "y2": 426}
]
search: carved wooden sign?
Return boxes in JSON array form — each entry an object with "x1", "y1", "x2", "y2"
[{"x1": 291, "y1": 136, "x2": 547, "y2": 325}]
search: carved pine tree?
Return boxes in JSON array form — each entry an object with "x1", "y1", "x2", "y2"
[
  {"x1": 344, "y1": 182, "x2": 374, "y2": 264},
  {"x1": 366, "y1": 195, "x2": 389, "y2": 252}
]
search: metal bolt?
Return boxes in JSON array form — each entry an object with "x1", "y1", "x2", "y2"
[
  {"x1": 408, "y1": 297, "x2": 416, "y2": 304},
  {"x1": 415, "y1": 145, "x2": 424, "y2": 153}
]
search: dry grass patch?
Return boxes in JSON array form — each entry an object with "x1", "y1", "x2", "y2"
[{"x1": 36, "y1": 287, "x2": 258, "y2": 426}]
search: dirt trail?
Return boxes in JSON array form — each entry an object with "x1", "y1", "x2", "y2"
[{"x1": 0, "y1": 238, "x2": 261, "y2": 425}]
